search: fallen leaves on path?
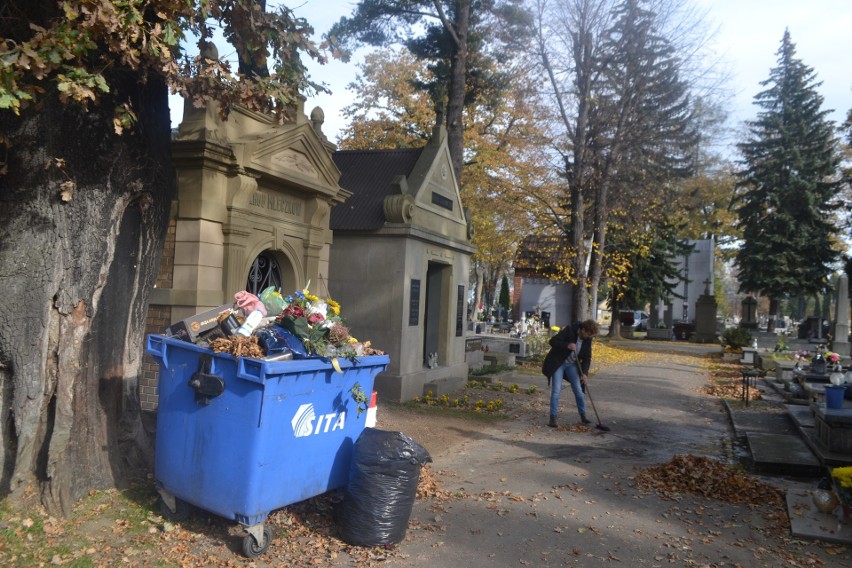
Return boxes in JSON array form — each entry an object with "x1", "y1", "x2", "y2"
[
  {"x1": 634, "y1": 454, "x2": 784, "y2": 508},
  {"x1": 703, "y1": 360, "x2": 763, "y2": 401}
]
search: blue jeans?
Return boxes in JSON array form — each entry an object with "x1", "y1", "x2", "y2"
[{"x1": 549, "y1": 361, "x2": 586, "y2": 418}]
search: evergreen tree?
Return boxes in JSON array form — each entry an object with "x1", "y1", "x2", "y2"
[
  {"x1": 734, "y1": 30, "x2": 843, "y2": 331},
  {"x1": 499, "y1": 274, "x2": 512, "y2": 312}
]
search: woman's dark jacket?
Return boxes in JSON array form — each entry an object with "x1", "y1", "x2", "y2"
[{"x1": 541, "y1": 322, "x2": 593, "y2": 379}]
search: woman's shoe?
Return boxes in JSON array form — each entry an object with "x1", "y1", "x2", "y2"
[{"x1": 548, "y1": 415, "x2": 558, "y2": 427}]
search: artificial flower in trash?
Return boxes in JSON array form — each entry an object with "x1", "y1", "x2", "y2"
[{"x1": 273, "y1": 285, "x2": 375, "y2": 371}]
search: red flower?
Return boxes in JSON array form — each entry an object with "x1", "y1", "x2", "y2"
[
  {"x1": 283, "y1": 305, "x2": 306, "y2": 319},
  {"x1": 308, "y1": 312, "x2": 325, "y2": 324}
]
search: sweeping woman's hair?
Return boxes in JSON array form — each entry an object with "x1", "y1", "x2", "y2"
[{"x1": 580, "y1": 319, "x2": 599, "y2": 336}]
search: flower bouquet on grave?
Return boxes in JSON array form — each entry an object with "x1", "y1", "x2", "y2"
[
  {"x1": 793, "y1": 349, "x2": 809, "y2": 369},
  {"x1": 826, "y1": 351, "x2": 843, "y2": 372},
  {"x1": 831, "y1": 466, "x2": 852, "y2": 517}
]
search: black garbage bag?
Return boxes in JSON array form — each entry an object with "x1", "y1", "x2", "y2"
[{"x1": 338, "y1": 428, "x2": 432, "y2": 546}]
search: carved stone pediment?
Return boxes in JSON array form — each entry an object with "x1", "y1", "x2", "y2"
[{"x1": 269, "y1": 148, "x2": 319, "y2": 180}]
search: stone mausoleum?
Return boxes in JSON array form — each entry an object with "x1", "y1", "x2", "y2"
[
  {"x1": 142, "y1": 100, "x2": 349, "y2": 411},
  {"x1": 329, "y1": 125, "x2": 475, "y2": 402},
  {"x1": 142, "y1": 103, "x2": 474, "y2": 409}
]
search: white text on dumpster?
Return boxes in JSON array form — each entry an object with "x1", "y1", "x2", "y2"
[{"x1": 292, "y1": 403, "x2": 345, "y2": 437}]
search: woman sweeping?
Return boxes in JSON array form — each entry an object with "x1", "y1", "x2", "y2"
[{"x1": 541, "y1": 319, "x2": 599, "y2": 428}]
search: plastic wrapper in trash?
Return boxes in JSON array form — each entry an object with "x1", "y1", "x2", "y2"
[
  {"x1": 255, "y1": 325, "x2": 299, "y2": 358},
  {"x1": 338, "y1": 428, "x2": 432, "y2": 547},
  {"x1": 234, "y1": 291, "x2": 267, "y2": 317},
  {"x1": 256, "y1": 324, "x2": 308, "y2": 358},
  {"x1": 260, "y1": 286, "x2": 287, "y2": 316}
]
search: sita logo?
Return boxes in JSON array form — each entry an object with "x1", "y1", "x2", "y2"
[{"x1": 291, "y1": 403, "x2": 346, "y2": 437}]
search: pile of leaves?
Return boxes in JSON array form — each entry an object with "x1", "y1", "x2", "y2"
[
  {"x1": 703, "y1": 360, "x2": 763, "y2": 401},
  {"x1": 634, "y1": 455, "x2": 786, "y2": 508},
  {"x1": 416, "y1": 466, "x2": 462, "y2": 503}
]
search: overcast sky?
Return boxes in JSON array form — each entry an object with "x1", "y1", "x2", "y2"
[{"x1": 171, "y1": 1, "x2": 852, "y2": 153}]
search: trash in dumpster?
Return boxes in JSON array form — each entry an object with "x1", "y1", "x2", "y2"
[
  {"x1": 260, "y1": 285, "x2": 286, "y2": 316},
  {"x1": 209, "y1": 335, "x2": 265, "y2": 358},
  {"x1": 338, "y1": 429, "x2": 432, "y2": 547},
  {"x1": 166, "y1": 303, "x2": 233, "y2": 343},
  {"x1": 233, "y1": 290, "x2": 267, "y2": 316},
  {"x1": 254, "y1": 325, "x2": 298, "y2": 359},
  {"x1": 161, "y1": 285, "x2": 384, "y2": 362}
]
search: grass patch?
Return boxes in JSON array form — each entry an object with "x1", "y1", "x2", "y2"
[
  {"x1": 398, "y1": 399, "x2": 507, "y2": 422},
  {"x1": 469, "y1": 362, "x2": 514, "y2": 376},
  {"x1": 405, "y1": 378, "x2": 540, "y2": 416},
  {"x1": 0, "y1": 482, "x2": 173, "y2": 568},
  {"x1": 416, "y1": 390, "x2": 506, "y2": 413}
]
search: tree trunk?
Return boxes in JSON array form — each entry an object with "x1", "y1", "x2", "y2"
[
  {"x1": 609, "y1": 296, "x2": 623, "y2": 338},
  {"x1": 445, "y1": 0, "x2": 471, "y2": 185},
  {"x1": 570, "y1": 172, "x2": 588, "y2": 321},
  {"x1": 474, "y1": 264, "x2": 484, "y2": 321},
  {"x1": 767, "y1": 297, "x2": 778, "y2": 333},
  {"x1": 587, "y1": 176, "x2": 610, "y2": 322},
  {"x1": 0, "y1": 75, "x2": 174, "y2": 515}
]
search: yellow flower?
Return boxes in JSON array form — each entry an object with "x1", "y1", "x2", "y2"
[
  {"x1": 833, "y1": 466, "x2": 852, "y2": 488},
  {"x1": 327, "y1": 298, "x2": 341, "y2": 316},
  {"x1": 305, "y1": 293, "x2": 320, "y2": 303}
]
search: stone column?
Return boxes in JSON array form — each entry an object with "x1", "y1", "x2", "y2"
[{"x1": 833, "y1": 273, "x2": 850, "y2": 356}]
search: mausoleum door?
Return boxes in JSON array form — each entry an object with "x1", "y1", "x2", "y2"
[
  {"x1": 246, "y1": 251, "x2": 296, "y2": 295},
  {"x1": 423, "y1": 262, "x2": 448, "y2": 367}
]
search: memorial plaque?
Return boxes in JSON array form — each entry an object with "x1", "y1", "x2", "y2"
[
  {"x1": 456, "y1": 285, "x2": 464, "y2": 337},
  {"x1": 409, "y1": 279, "x2": 420, "y2": 326}
]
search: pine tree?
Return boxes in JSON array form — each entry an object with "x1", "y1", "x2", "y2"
[
  {"x1": 499, "y1": 274, "x2": 512, "y2": 312},
  {"x1": 734, "y1": 30, "x2": 843, "y2": 331}
]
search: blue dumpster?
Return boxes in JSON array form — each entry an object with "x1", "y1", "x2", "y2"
[{"x1": 146, "y1": 334, "x2": 389, "y2": 556}]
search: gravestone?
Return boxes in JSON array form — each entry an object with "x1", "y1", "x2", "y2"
[
  {"x1": 693, "y1": 280, "x2": 718, "y2": 343},
  {"x1": 741, "y1": 296, "x2": 758, "y2": 329},
  {"x1": 833, "y1": 273, "x2": 850, "y2": 356}
]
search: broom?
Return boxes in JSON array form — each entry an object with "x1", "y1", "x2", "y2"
[{"x1": 584, "y1": 381, "x2": 610, "y2": 432}]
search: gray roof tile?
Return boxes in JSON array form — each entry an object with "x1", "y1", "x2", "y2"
[{"x1": 331, "y1": 148, "x2": 423, "y2": 231}]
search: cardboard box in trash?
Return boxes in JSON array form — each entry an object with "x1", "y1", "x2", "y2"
[{"x1": 166, "y1": 304, "x2": 232, "y2": 343}]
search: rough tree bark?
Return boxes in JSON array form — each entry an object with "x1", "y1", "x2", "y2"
[
  {"x1": 0, "y1": 74, "x2": 174, "y2": 516},
  {"x1": 443, "y1": 0, "x2": 471, "y2": 186}
]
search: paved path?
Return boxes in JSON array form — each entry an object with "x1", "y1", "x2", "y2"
[{"x1": 369, "y1": 344, "x2": 850, "y2": 567}]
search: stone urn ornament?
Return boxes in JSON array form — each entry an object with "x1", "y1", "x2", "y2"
[{"x1": 812, "y1": 489, "x2": 840, "y2": 514}]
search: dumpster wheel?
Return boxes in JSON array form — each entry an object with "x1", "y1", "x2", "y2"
[
  {"x1": 242, "y1": 525, "x2": 273, "y2": 558},
  {"x1": 159, "y1": 495, "x2": 192, "y2": 522}
]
